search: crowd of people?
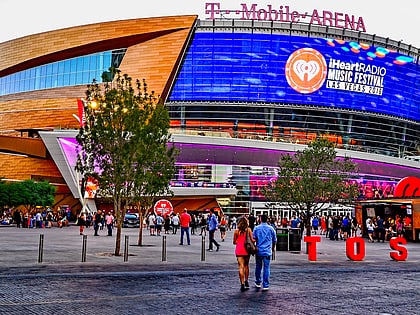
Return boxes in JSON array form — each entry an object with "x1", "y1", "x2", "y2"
[
  {"x1": 5, "y1": 209, "x2": 69, "y2": 228},
  {"x1": 76, "y1": 210, "x2": 114, "y2": 236},
  {"x1": 365, "y1": 214, "x2": 412, "y2": 243}
]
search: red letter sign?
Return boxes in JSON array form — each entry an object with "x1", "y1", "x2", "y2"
[
  {"x1": 304, "y1": 236, "x2": 321, "y2": 261},
  {"x1": 346, "y1": 237, "x2": 365, "y2": 261},
  {"x1": 389, "y1": 237, "x2": 408, "y2": 261}
]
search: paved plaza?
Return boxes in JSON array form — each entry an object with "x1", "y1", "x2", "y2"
[{"x1": 0, "y1": 225, "x2": 419, "y2": 314}]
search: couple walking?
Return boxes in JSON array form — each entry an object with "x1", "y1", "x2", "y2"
[{"x1": 233, "y1": 214, "x2": 276, "y2": 292}]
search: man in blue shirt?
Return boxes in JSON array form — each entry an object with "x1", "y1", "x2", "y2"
[
  {"x1": 207, "y1": 209, "x2": 221, "y2": 252},
  {"x1": 253, "y1": 214, "x2": 277, "y2": 291}
]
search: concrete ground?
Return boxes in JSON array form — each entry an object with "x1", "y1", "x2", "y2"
[{"x1": 0, "y1": 224, "x2": 419, "y2": 314}]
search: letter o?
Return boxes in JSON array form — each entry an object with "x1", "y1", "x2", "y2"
[{"x1": 346, "y1": 237, "x2": 365, "y2": 261}]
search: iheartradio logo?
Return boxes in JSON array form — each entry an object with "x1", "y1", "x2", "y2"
[{"x1": 285, "y1": 48, "x2": 327, "y2": 94}]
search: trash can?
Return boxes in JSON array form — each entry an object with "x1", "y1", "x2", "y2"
[
  {"x1": 276, "y1": 228, "x2": 288, "y2": 251},
  {"x1": 288, "y1": 228, "x2": 301, "y2": 251}
]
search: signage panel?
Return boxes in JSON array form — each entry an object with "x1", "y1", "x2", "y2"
[{"x1": 169, "y1": 32, "x2": 419, "y2": 121}]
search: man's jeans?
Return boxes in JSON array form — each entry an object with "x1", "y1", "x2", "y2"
[
  {"x1": 180, "y1": 227, "x2": 190, "y2": 245},
  {"x1": 255, "y1": 255, "x2": 271, "y2": 288}
]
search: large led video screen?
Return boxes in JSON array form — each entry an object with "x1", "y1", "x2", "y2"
[{"x1": 169, "y1": 32, "x2": 420, "y2": 122}]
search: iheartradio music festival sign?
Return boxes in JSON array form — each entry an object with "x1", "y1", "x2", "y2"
[
  {"x1": 284, "y1": 47, "x2": 386, "y2": 96},
  {"x1": 205, "y1": 2, "x2": 366, "y2": 32}
]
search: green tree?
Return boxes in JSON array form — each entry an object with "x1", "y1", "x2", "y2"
[
  {"x1": 76, "y1": 69, "x2": 176, "y2": 255},
  {"x1": 4, "y1": 180, "x2": 55, "y2": 215},
  {"x1": 263, "y1": 138, "x2": 359, "y2": 237},
  {"x1": 131, "y1": 102, "x2": 176, "y2": 245}
]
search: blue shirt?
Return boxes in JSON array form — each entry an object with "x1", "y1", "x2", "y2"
[
  {"x1": 208, "y1": 213, "x2": 218, "y2": 231},
  {"x1": 253, "y1": 223, "x2": 277, "y2": 256}
]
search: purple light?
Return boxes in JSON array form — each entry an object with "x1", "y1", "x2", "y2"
[{"x1": 59, "y1": 137, "x2": 420, "y2": 180}]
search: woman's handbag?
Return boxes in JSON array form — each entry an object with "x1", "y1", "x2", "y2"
[{"x1": 244, "y1": 229, "x2": 258, "y2": 255}]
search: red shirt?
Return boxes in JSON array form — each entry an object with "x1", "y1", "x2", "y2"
[
  {"x1": 180, "y1": 212, "x2": 191, "y2": 228},
  {"x1": 235, "y1": 230, "x2": 249, "y2": 256}
]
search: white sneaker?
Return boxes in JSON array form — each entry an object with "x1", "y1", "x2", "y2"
[
  {"x1": 262, "y1": 287, "x2": 269, "y2": 291},
  {"x1": 255, "y1": 283, "x2": 261, "y2": 288}
]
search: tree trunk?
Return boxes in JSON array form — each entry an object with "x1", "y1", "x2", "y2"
[
  {"x1": 115, "y1": 222, "x2": 122, "y2": 256},
  {"x1": 114, "y1": 199, "x2": 122, "y2": 256},
  {"x1": 137, "y1": 210, "x2": 144, "y2": 246}
]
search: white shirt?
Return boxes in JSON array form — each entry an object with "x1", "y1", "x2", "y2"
[{"x1": 172, "y1": 215, "x2": 180, "y2": 226}]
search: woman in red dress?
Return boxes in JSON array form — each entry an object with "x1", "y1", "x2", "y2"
[{"x1": 233, "y1": 217, "x2": 256, "y2": 292}]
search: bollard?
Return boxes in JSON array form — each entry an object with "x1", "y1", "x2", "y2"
[
  {"x1": 162, "y1": 235, "x2": 167, "y2": 262},
  {"x1": 38, "y1": 234, "x2": 44, "y2": 263},
  {"x1": 81, "y1": 234, "x2": 87, "y2": 262},
  {"x1": 124, "y1": 235, "x2": 129, "y2": 262},
  {"x1": 201, "y1": 236, "x2": 206, "y2": 261}
]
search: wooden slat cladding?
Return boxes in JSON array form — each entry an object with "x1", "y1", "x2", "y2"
[
  {"x1": 0, "y1": 155, "x2": 61, "y2": 180},
  {"x1": 0, "y1": 136, "x2": 47, "y2": 158},
  {"x1": 119, "y1": 28, "x2": 192, "y2": 100},
  {"x1": 0, "y1": 98, "x2": 80, "y2": 131},
  {"x1": 0, "y1": 16, "x2": 197, "y2": 76}
]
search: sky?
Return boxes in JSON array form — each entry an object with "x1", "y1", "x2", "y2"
[{"x1": 0, "y1": 0, "x2": 418, "y2": 48}]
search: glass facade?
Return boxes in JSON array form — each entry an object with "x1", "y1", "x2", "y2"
[
  {"x1": 169, "y1": 32, "x2": 420, "y2": 122},
  {"x1": 0, "y1": 49, "x2": 126, "y2": 96},
  {"x1": 167, "y1": 28, "x2": 420, "y2": 158}
]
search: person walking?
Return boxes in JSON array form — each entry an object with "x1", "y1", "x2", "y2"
[
  {"x1": 207, "y1": 209, "x2": 221, "y2": 252},
  {"x1": 179, "y1": 208, "x2": 191, "y2": 245},
  {"x1": 106, "y1": 212, "x2": 114, "y2": 236},
  {"x1": 253, "y1": 214, "x2": 277, "y2": 291},
  {"x1": 219, "y1": 215, "x2": 228, "y2": 242},
  {"x1": 233, "y1": 217, "x2": 255, "y2": 292}
]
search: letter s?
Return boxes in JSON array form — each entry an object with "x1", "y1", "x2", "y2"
[{"x1": 390, "y1": 237, "x2": 408, "y2": 261}]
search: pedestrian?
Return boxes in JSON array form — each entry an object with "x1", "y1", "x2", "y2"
[
  {"x1": 219, "y1": 215, "x2": 228, "y2": 242},
  {"x1": 199, "y1": 215, "x2": 207, "y2": 236},
  {"x1": 155, "y1": 213, "x2": 164, "y2": 236},
  {"x1": 248, "y1": 213, "x2": 256, "y2": 231},
  {"x1": 93, "y1": 210, "x2": 102, "y2": 236},
  {"x1": 35, "y1": 211, "x2": 42, "y2": 228},
  {"x1": 367, "y1": 219, "x2": 375, "y2": 242},
  {"x1": 164, "y1": 215, "x2": 171, "y2": 234},
  {"x1": 172, "y1": 213, "x2": 180, "y2": 234},
  {"x1": 78, "y1": 212, "x2": 86, "y2": 235},
  {"x1": 376, "y1": 216, "x2": 385, "y2": 242},
  {"x1": 207, "y1": 209, "x2": 221, "y2": 252},
  {"x1": 148, "y1": 212, "x2": 156, "y2": 236},
  {"x1": 253, "y1": 214, "x2": 277, "y2": 291},
  {"x1": 179, "y1": 208, "x2": 191, "y2": 245},
  {"x1": 13, "y1": 210, "x2": 22, "y2": 228},
  {"x1": 233, "y1": 217, "x2": 255, "y2": 292},
  {"x1": 106, "y1": 212, "x2": 114, "y2": 236}
]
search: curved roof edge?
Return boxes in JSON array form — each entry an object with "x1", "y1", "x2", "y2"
[{"x1": 0, "y1": 15, "x2": 198, "y2": 76}]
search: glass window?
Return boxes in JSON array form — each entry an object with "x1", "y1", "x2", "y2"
[{"x1": 0, "y1": 49, "x2": 127, "y2": 96}]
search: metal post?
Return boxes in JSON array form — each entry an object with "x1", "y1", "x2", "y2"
[
  {"x1": 124, "y1": 235, "x2": 129, "y2": 262},
  {"x1": 162, "y1": 235, "x2": 167, "y2": 262},
  {"x1": 38, "y1": 234, "x2": 44, "y2": 263},
  {"x1": 201, "y1": 236, "x2": 206, "y2": 261},
  {"x1": 272, "y1": 249, "x2": 275, "y2": 261},
  {"x1": 81, "y1": 234, "x2": 87, "y2": 262}
]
